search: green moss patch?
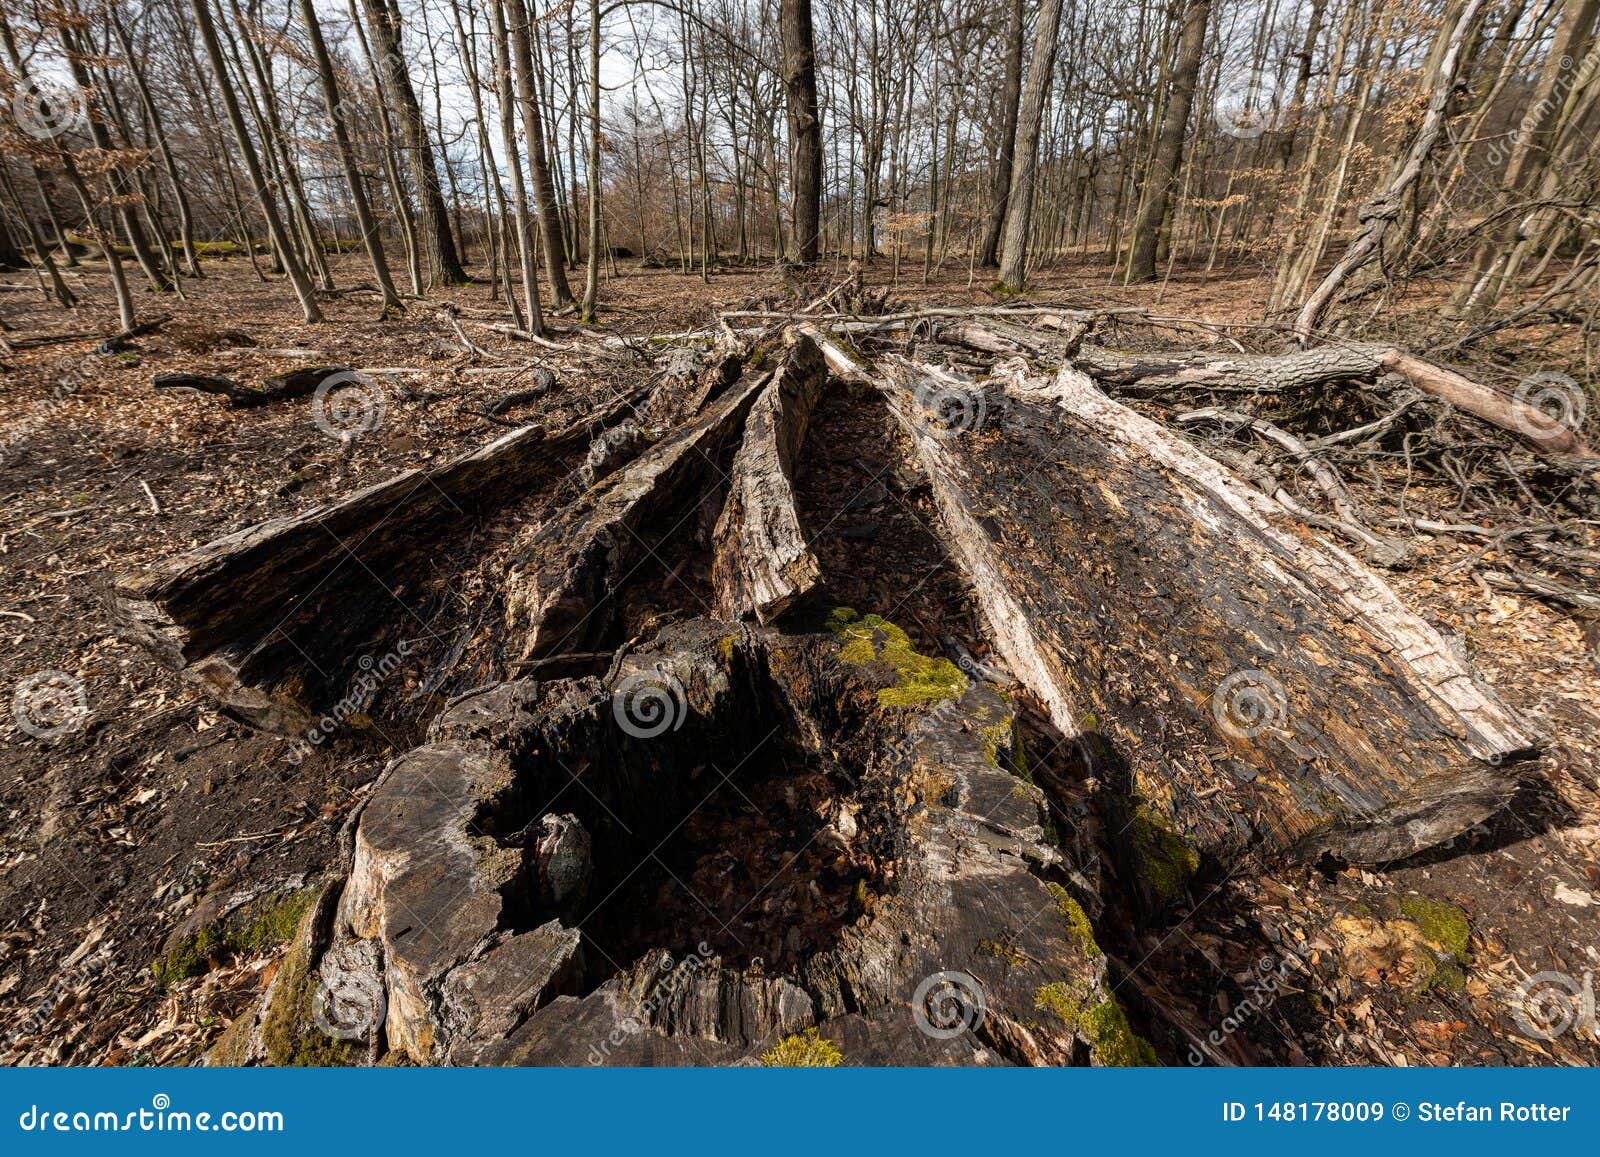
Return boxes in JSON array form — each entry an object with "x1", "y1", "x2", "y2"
[
  {"x1": 1129, "y1": 804, "x2": 1199, "y2": 902},
  {"x1": 259, "y1": 921, "x2": 355, "y2": 1068},
  {"x1": 1035, "y1": 982, "x2": 1082, "y2": 1029},
  {"x1": 1046, "y1": 883, "x2": 1099, "y2": 954},
  {"x1": 153, "y1": 889, "x2": 316, "y2": 989},
  {"x1": 827, "y1": 608, "x2": 968, "y2": 708},
  {"x1": 1082, "y1": 998, "x2": 1160, "y2": 1067},
  {"x1": 1397, "y1": 895, "x2": 1471, "y2": 963},
  {"x1": 761, "y1": 1027, "x2": 842, "y2": 1067}
]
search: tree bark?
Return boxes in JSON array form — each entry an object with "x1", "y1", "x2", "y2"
[
  {"x1": 781, "y1": 0, "x2": 824, "y2": 264},
  {"x1": 996, "y1": 0, "x2": 1067, "y2": 290},
  {"x1": 978, "y1": 0, "x2": 1025, "y2": 268},
  {"x1": 358, "y1": 0, "x2": 469, "y2": 286},
  {"x1": 186, "y1": 0, "x2": 322, "y2": 322},
  {"x1": 1125, "y1": 0, "x2": 1211, "y2": 282},
  {"x1": 297, "y1": 0, "x2": 404, "y2": 315}
]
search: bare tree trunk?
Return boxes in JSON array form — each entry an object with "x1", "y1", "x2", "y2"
[
  {"x1": 996, "y1": 0, "x2": 1066, "y2": 290},
  {"x1": 358, "y1": 0, "x2": 468, "y2": 286},
  {"x1": 507, "y1": 0, "x2": 574, "y2": 306},
  {"x1": 1125, "y1": 0, "x2": 1211, "y2": 282},
  {"x1": 297, "y1": 0, "x2": 403, "y2": 315},
  {"x1": 186, "y1": 0, "x2": 322, "y2": 322},
  {"x1": 979, "y1": 0, "x2": 1025, "y2": 268},
  {"x1": 1296, "y1": 0, "x2": 1487, "y2": 341},
  {"x1": 107, "y1": 8, "x2": 202, "y2": 279},
  {"x1": 581, "y1": 0, "x2": 602, "y2": 319},
  {"x1": 492, "y1": 0, "x2": 545, "y2": 331},
  {"x1": 781, "y1": 0, "x2": 823, "y2": 264}
]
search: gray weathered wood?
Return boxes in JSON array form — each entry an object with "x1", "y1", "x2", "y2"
[{"x1": 712, "y1": 333, "x2": 828, "y2": 622}]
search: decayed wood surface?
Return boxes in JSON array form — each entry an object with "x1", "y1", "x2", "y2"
[
  {"x1": 113, "y1": 388, "x2": 648, "y2": 731},
  {"x1": 503, "y1": 367, "x2": 770, "y2": 663},
  {"x1": 225, "y1": 619, "x2": 1104, "y2": 1066},
  {"x1": 877, "y1": 353, "x2": 1534, "y2": 868},
  {"x1": 711, "y1": 332, "x2": 828, "y2": 622}
]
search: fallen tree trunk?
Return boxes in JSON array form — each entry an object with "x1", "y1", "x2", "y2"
[
  {"x1": 873, "y1": 353, "x2": 1533, "y2": 877},
  {"x1": 712, "y1": 333, "x2": 828, "y2": 622},
  {"x1": 114, "y1": 388, "x2": 650, "y2": 731},
  {"x1": 938, "y1": 318, "x2": 1594, "y2": 457},
  {"x1": 503, "y1": 366, "x2": 770, "y2": 663}
]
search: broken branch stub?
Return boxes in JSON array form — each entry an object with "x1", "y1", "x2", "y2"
[
  {"x1": 878, "y1": 355, "x2": 1533, "y2": 873},
  {"x1": 712, "y1": 333, "x2": 828, "y2": 623}
]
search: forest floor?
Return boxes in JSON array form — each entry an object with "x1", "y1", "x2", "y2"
[{"x1": 0, "y1": 251, "x2": 1596, "y2": 1066}]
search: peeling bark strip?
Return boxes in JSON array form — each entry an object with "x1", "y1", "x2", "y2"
[
  {"x1": 712, "y1": 334, "x2": 828, "y2": 622},
  {"x1": 880, "y1": 358, "x2": 1533, "y2": 866},
  {"x1": 503, "y1": 370, "x2": 770, "y2": 663},
  {"x1": 113, "y1": 391, "x2": 647, "y2": 731}
]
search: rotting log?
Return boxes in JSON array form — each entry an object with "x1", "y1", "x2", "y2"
[
  {"x1": 216, "y1": 618, "x2": 1114, "y2": 1066},
  {"x1": 940, "y1": 319, "x2": 1594, "y2": 458},
  {"x1": 875, "y1": 355, "x2": 1534, "y2": 875},
  {"x1": 712, "y1": 333, "x2": 828, "y2": 622},
  {"x1": 113, "y1": 388, "x2": 650, "y2": 732},
  {"x1": 503, "y1": 368, "x2": 770, "y2": 664}
]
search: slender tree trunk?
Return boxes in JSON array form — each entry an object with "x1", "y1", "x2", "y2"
[
  {"x1": 582, "y1": 0, "x2": 602, "y2": 318},
  {"x1": 358, "y1": 0, "x2": 468, "y2": 285},
  {"x1": 186, "y1": 0, "x2": 322, "y2": 321},
  {"x1": 507, "y1": 0, "x2": 574, "y2": 305},
  {"x1": 1126, "y1": 0, "x2": 1212, "y2": 282},
  {"x1": 997, "y1": 0, "x2": 1067, "y2": 290},
  {"x1": 979, "y1": 0, "x2": 1025, "y2": 267},
  {"x1": 297, "y1": 0, "x2": 403, "y2": 314},
  {"x1": 780, "y1": 0, "x2": 824, "y2": 264},
  {"x1": 1296, "y1": 0, "x2": 1487, "y2": 340}
]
